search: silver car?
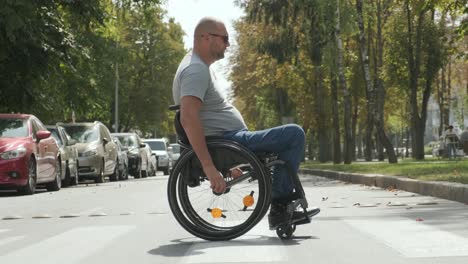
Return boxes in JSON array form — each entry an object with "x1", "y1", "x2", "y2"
[
  {"x1": 60, "y1": 122, "x2": 118, "y2": 183},
  {"x1": 143, "y1": 138, "x2": 172, "y2": 175}
]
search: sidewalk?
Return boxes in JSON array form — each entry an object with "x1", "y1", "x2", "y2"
[{"x1": 299, "y1": 168, "x2": 468, "y2": 204}]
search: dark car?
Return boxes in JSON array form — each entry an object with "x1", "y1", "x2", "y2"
[
  {"x1": 111, "y1": 133, "x2": 147, "y2": 178},
  {"x1": 0, "y1": 114, "x2": 61, "y2": 194},
  {"x1": 46, "y1": 125, "x2": 79, "y2": 186},
  {"x1": 112, "y1": 136, "x2": 129, "y2": 181},
  {"x1": 60, "y1": 122, "x2": 118, "y2": 183}
]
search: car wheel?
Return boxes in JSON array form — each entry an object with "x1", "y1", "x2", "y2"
[
  {"x1": 134, "y1": 159, "x2": 142, "y2": 179},
  {"x1": 18, "y1": 157, "x2": 37, "y2": 195},
  {"x1": 142, "y1": 170, "x2": 147, "y2": 178},
  {"x1": 110, "y1": 159, "x2": 119, "y2": 182},
  {"x1": 62, "y1": 163, "x2": 71, "y2": 187},
  {"x1": 70, "y1": 161, "x2": 79, "y2": 186},
  {"x1": 46, "y1": 159, "x2": 62, "y2": 191},
  {"x1": 163, "y1": 167, "x2": 169, "y2": 175},
  {"x1": 120, "y1": 164, "x2": 128, "y2": 180},
  {"x1": 95, "y1": 167, "x2": 104, "y2": 183}
]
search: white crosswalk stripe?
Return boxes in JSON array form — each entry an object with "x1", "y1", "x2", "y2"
[
  {"x1": 182, "y1": 221, "x2": 288, "y2": 263},
  {"x1": 0, "y1": 225, "x2": 135, "y2": 264},
  {"x1": 0, "y1": 236, "x2": 24, "y2": 247},
  {"x1": 346, "y1": 218, "x2": 468, "y2": 258}
]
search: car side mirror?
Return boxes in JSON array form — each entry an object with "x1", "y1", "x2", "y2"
[
  {"x1": 36, "y1": 130, "x2": 51, "y2": 141},
  {"x1": 140, "y1": 143, "x2": 146, "y2": 148},
  {"x1": 103, "y1": 138, "x2": 109, "y2": 145},
  {"x1": 68, "y1": 139, "x2": 77, "y2": 146}
]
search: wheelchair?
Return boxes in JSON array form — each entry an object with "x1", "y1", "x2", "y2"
[{"x1": 167, "y1": 105, "x2": 314, "y2": 240}]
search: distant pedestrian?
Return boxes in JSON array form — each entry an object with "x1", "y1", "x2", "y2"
[
  {"x1": 460, "y1": 127, "x2": 468, "y2": 155},
  {"x1": 444, "y1": 125, "x2": 459, "y2": 158}
]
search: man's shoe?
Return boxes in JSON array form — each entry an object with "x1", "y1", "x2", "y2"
[
  {"x1": 291, "y1": 207, "x2": 320, "y2": 225},
  {"x1": 268, "y1": 205, "x2": 320, "y2": 230},
  {"x1": 268, "y1": 203, "x2": 292, "y2": 230}
]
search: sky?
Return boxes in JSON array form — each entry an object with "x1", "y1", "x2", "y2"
[{"x1": 164, "y1": 0, "x2": 245, "y2": 98}]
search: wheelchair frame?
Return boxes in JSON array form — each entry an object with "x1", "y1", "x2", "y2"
[{"x1": 167, "y1": 105, "x2": 311, "y2": 240}]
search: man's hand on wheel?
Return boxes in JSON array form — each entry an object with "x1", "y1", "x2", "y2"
[{"x1": 204, "y1": 165, "x2": 226, "y2": 193}]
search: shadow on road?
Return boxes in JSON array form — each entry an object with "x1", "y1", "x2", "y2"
[{"x1": 148, "y1": 235, "x2": 319, "y2": 257}]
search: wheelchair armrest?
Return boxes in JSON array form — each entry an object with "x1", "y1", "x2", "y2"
[{"x1": 169, "y1": 105, "x2": 180, "y2": 111}]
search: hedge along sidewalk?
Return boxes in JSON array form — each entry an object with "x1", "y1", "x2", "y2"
[{"x1": 299, "y1": 168, "x2": 468, "y2": 204}]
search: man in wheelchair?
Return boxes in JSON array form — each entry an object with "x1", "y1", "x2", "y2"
[{"x1": 172, "y1": 17, "x2": 319, "y2": 231}]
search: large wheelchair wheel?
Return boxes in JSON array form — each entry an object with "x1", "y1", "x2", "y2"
[{"x1": 167, "y1": 140, "x2": 271, "y2": 241}]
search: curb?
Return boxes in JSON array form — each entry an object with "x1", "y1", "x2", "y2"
[{"x1": 299, "y1": 168, "x2": 468, "y2": 204}]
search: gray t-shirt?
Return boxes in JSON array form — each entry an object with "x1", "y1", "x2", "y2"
[{"x1": 172, "y1": 52, "x2": 247, "y2": 136}]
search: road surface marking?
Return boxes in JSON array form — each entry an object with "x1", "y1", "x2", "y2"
[
  {"x1": 0, "y1": 225, "x2": 135, "y2": 264},
  {"x1": 182, "y1": 221, "x2": 287, "y2": 263},
  {"x1": 346, "y1": 218, "x2": 468, "y2": 258},
  {"x1": 0, "y1": 236, "x2": 24, "y2": 247}
]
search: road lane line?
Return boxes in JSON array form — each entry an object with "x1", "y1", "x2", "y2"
[
  {"x1": 182, "y1": 221, "x2": 287, "y2": 263},
  {"x1": 0, "y1": 225, "x2": 135, "y2": 264},
  {"x1": 0, "y1": 236, "x2": 24, "y2": 247},
  {"x1": 346, "y1": 218, "x2": 468, "y2": 258}
]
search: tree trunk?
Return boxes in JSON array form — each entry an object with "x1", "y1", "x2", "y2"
[
  {"x1": 313, "y1": 65, "x2": 331, "y2": 162},
  {"x1": 374, "y1": 0, "x2": 397, "y2": 163},
  {"x1": 336, "y1": 0, "x2": 353, "y2": 164},
  {"x1": 357, "y1": 0, "x2": 397, "y2": 163},
  {"x1": 406, "y1": 1, "x2": 427, "y2": 160},
  {"x1": 331, "y1": 72, "x2": 342, "y2": 163}
]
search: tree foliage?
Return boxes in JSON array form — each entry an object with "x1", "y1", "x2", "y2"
[{"x1": 0, "y1": 0, "x2": 185, "y2": 137}]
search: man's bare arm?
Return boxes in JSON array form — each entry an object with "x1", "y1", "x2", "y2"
[{"x1": 180, "y1": 96, "x2": 226, "y2": 193}]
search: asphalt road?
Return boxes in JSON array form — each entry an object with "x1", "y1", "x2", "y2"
[{"x1": 1, "y1": 174, "x2": 467, "y2": 264}]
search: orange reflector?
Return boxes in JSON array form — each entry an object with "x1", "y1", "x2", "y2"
[
  {"x1": 211, "y1": 208, "x2": 223, "y2": 218},
  {"x1": 243, "y1": 195, "x2": 255, "y2": 207}
]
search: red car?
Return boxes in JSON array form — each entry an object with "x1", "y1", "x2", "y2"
[{"x1": 0, "y1": 114, "x2": 61, "y2": 195}]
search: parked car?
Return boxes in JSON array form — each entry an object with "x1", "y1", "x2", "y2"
[
  {"x1": 143, "y1": 138, "x2": 172, "y2": 175},
  {"x1": 112, "y1": 136, "x2": 129, "y2": 181},
  {"x1": 47, "y1": 125, "x2": 79, "y2": 187},
  {"x1": 144, "y1": 143, "x2": 157, "y2": 176},
  {"x1": 112, "y1": 132, "x2": 147, "y2": 178},
  {"x1": 169, "y1": 143, "x2": 180, "y2": 163},
  {"x1": 60, "y1": 121, "x2": 118, "y2": 183},
  {"x1": 0, "y1": 114, "x2": 62, "y2": 194}
]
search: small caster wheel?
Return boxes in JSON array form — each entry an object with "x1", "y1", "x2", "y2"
[{"x1": 276, "y1": 224, "x2": 295, "y2": 239}]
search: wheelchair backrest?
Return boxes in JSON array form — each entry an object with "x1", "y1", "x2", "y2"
[{"x1": 174, "y1": 110, "x2": 189, "y2": 145}]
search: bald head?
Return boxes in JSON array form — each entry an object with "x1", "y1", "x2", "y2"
[{"x1": 194, "y1": 17, "x2": 225, "y2": 40}]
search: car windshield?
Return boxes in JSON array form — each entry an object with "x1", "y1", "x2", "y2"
[
  {"x1": 63, "y1": 125, "x2": 99, "y2": 143},
  {"x1": 146, "y1": 141, "x2": 165, "y2": 151},
  {"x1": 116, "y1": 135, "x2": 139, "y2": 148},
  {"x1": 171, "y1": 144, "x2": 180, "y2": 153},
  {"x1": 0, "y1": 118, "x2": 28, "y2": 138}
]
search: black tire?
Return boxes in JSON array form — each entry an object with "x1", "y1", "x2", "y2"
[
  {"x1": 18, "y1": 157, "x2": 37, "y2": 195},
  {"x1": 121, "y1": 164, "x2": 128, "y2": 180},
  {"x1": 134, "y1": 159, "x2": 142, "y2": 179},
  {"x1": 142, "y1": 170, "x2": 147, "y2": 178},
  {"x1": 46, "y1": 159, "x2": 62, "y2": 191},
  {"x1": 163, "y1": 167, "x2": 169, "y2": 175},
  {"x1": 167, "y1": 140, "x2": 271, "y2": 241},
  {"x1": 110, "y1": 159, "x2": 119, "y2": 182},
  {"x1": 95, "y1": 160, "x2": 105, "y2": 183},
  {"x1": 62, "y1": 163, "x2": 71, "y2": 187},
  {"x1": 70, "y1": 161, "x2": 79, "y2": 186}
]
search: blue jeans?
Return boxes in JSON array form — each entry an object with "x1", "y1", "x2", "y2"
[{"x1": 223, "y1": 124, "x2": 305, "y2": 200}]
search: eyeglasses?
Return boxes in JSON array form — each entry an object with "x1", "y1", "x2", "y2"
[{"x1": 208, "y1": 33, "x2": 229, "y2": 44}]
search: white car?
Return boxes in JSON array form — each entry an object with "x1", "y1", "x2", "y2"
[
  {"x1": 143, "y1": 138, "x2": 172, "y2": 175},
  {"x1": 170, "y1": 143, "x2": 180, "y2": 163}
]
